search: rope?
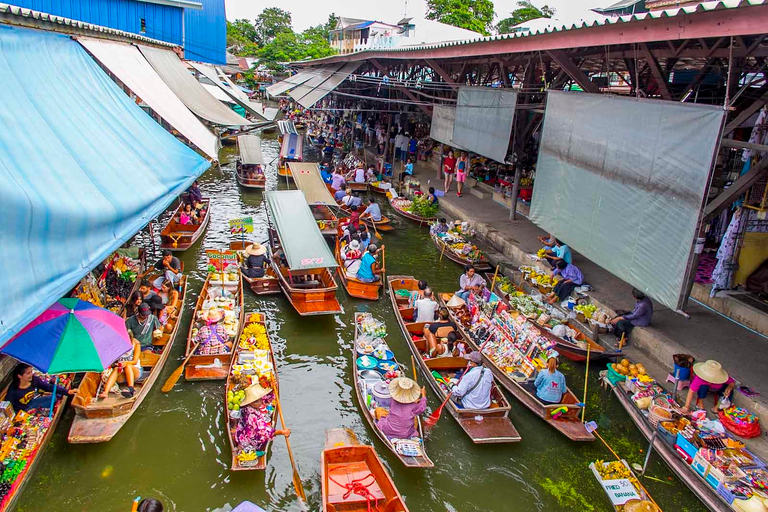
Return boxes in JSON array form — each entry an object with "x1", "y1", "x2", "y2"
[{"x1": 328, "y1": 467, "x2": 382, "y2": 512}]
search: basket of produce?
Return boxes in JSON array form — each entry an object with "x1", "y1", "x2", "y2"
[
  {"x1": 607, "y1": 363, "x2": 627, "y2": 384},
  {"x1": 648, "y1": 395, "x2": 674, "y2": 428},
  {"x1": 590, "y1": 459, "x2": 657, "y2": 511}
]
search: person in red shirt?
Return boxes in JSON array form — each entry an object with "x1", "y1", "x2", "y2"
[{"x1": 443, "y1": 149, "x2": 456, "y2": 194}]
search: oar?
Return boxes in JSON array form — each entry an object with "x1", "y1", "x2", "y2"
[
  {"x1": 273, "y1": 386, "x2": 308, "y2": 508},
  {"x1": 369, "y1": 216, "x2": 383, "y2": 240},
  {"x1": 424, "y1": 363, "x2": 469, "y2": 432},
  {"x1": 489, "y1": 264, "x2": 500, "y2": 294},
  {"x1": 161, "y1": 342, "x2": 200, "y2": 392},
  {"x1": 438, "y1": 238, "x2": 447, "y2": 263},
  {"x1": 411, "y1": 355, "x2": 425, "y2": 440}
]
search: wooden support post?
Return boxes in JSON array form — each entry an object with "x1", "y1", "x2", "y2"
[
  {"x1": 509, "y1": 166, "x2": 521, "y2": 221},
  {"x1": 639, "y1": 43, "x2": 672, "y2": 100},
  {"x1": 546, "y1": 50, "x2": 599, "y2": 93}
]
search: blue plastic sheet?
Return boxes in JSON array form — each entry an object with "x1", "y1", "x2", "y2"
[{"x1": 0, "y1": 26, "x2": 210, "y2": 345}]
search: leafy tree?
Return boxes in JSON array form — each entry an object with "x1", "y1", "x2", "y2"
[
  {"x1": 497, "y1": 1, "x2": 555, "y2": 34},
  {"x1": 226, "y1": 19, "x2": 259, "y2": 56},
  {"x1": 425, "y1": 0, "x2": 496, "y2": 36},
  {"x1": 254, "y1": 7, "x2": 292, "y2": 45}
]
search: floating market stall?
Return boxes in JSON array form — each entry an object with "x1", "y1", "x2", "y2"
[
  {"x1": 388, "y1": 195, "x2": 437, "y2": 226},
  {"x1": 70, "y1": 247, "x2": 144, "y2": 317},
  {"x1": 236, "y1": 135, "x2": 266, "y2": 189},
  {"x1": 430, "y1": 222, "x2": 491, "y2": 270},
  {"x1": 589, "y1": 459, "x2": 657, "y2": 511},
  {"x1": 287, "y1": 163, "x2": 339, "y2": 237}
]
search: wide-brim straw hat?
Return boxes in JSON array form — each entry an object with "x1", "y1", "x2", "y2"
[
  {"x1": 446, "y1": 294, "x2": 466, "y2": 308},
  {"x1": 453, "y1": 219, "x2": 463, "y2": 226},
  {"x1": 693, "y1": 360, "x2": 729, "y2": 385},
  {"x1": 241, "y1": 381, "x2": 272, "y2": 406},
  {"x1": 389, "y1": 377, "x2": 421, "y2": 404},
  {"x1": 245, "y1": 243, "x2": 267, "y2": 256},
  {"x1": 205, "y1": 308, "x2": 224, "y2": 323},
  {"x1": 623, "y1": 500, "x2": 660, "y2": 512}
]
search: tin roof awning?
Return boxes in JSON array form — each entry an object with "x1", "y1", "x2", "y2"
[
  {"x1": 293, "y1": 62, "x2": 362, "y2": 109},
  {"x1": 238, "y1": 135, "x2": 264, "y2": 165},
  {"x1": 288, "y1": 163, "x2": 337, "y2": 206},
  {"x1": 289, "y1": 63, "x2": 344, "y2": 107},
  {"x1": 277, "y1": 120, "x2": 298, "y2": 135},
  {"x1": 266, "y1": 70, "x2": 315, "y2": 97},
  {"x1": 188, "y1": 61, "x2": 268, "y2": 121}
]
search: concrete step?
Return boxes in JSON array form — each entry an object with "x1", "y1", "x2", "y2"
[{"x1": 469, "y1": 186, "x2": 492, "y2": 199}]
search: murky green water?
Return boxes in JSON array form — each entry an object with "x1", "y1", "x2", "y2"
[{"x1": 15, "y1": 135, "x2": 708, "y2": 512}]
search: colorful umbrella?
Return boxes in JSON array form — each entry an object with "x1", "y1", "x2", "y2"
[{"x1": 1, "y1": 297, "x2": 131, "y2": 374}]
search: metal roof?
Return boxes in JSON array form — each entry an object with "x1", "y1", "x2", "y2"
[
  {"x1": 0, "y1": 3, "x2": 177, "y2": 47},
  {"x1": 299, "y1": 0, "x2": 767, "y2": 62}
]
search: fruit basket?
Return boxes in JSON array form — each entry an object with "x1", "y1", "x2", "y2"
[{"x1": 589, "y1": 459, "x2": 656, "y2": 511}]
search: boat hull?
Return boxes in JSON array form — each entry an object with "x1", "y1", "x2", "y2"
[
  {"x1": 159, "y1": 198, "x2": 211, "y2": 252},
  {"x1": 431, "y1": 233, "x2": 492, "y2": 271}
]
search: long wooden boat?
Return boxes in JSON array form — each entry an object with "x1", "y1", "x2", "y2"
[
  {"x1": 159, "y1": 198, "x2": 211, "y2": 251},
  {"x1": 339, "y1": 203, "x2": 395, "y2": 232},
  {"x1": 429, "y1": 284, "x2": 594, "y2": 441},
  {"x1": 369, "y1": 182, "x2": 389, "y2": 195},
  {"x1": 184, "y1": 272, "x2": 244, "y2": 381},
  {"x1": 278, "y1": 132, "x2": 303, "y2": 177},
  {"x1": 431, "y1": 232, "x2": 492, "y2": 271},
  {"x1": 235, "y1": 164, "x2": 266, "y2": 189},
  {"x1": 483, "y1": 272, "x2": 620, "y2": 363},
  {"x1": 69, "y1": 274, "x2": 189, "y2": 443},
  {"x1": 322, "y1": 428, "x2": 410, "y2": 512},
  {"x1": 345, "y1": 180, "x2": 368, "y2": 192},
  {"x1": 387, "y1": 195, "x2": 435, "y2": 226},
  {"x1": 608, "y1": 380, "x2": 730, "y2": 511},
  {"x1": 312, "y1": 205, "x2": 339, "y2": 237},
  {"x1": 387, "y1": 277, "x2": 522, "y2": 444},
  {"x1": 269, "y1": 229, "x2": 342, "y2": 316},
  {"x1": 334, "y1": 238, "x2": 384, "y2": 300},
  {"x1": 351, "y1": 314, "x2": 433, "y2": 468},
  {"x1": 230, "y1": 242, "x2": 280, "y2": 296},
  {"x1": 226, "y1": 312, "x2": 278, "y2": 471}
]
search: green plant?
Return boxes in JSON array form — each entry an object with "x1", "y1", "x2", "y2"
[{"x1": 411, "y1": 195, "x2": 439, "y2": 219}]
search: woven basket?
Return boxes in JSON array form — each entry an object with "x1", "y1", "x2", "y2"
[{"x1": 648, "y1": 395, "x2": 673, "y2": 428}]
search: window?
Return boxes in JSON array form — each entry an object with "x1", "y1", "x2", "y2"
[{"x1": 140, "y1": 18, "x2": 146, "y2": 34}]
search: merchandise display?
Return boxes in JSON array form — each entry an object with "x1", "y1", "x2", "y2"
[{"x1": 71, "y1": 248, "x2": 142, "y2": 313}]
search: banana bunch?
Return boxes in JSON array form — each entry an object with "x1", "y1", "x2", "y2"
[
  {"x1": 595, "y1": 460, "x2": 642, "y2": 492},
  {"x1": 574, "y1": 304, "x2": 597, "y2": 318},
  {"x1": 237, "y1": 450, "x2": 258, "y2": 463},
  {"x1": 239, "y1": 322, "x2": 269, "y2": 351},
  {"x1": 537, "y1": 248, "x2": 546, "y2": 258}
]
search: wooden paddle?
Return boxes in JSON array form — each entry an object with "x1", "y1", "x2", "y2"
[
  {"x1": 411, "y1": 355, "x2": 425, "y2": 440},
  {"x1": 273, "y1": 386, "x2": 308, "y2": 508},
  {"x1": 369, "y1": 216, "x2": 383, "y2": 240},
  {"x1": 489, "y1": 264, "x2": 500, "y2": 294},
  {"x1": 438, "y1": 238, "x2": 448, "y2": 263},
  {"x1": 161, "y1": 342, "x2": 200, "y2": 392},
  {"x1": 424, "y1": 364, "x2": 469, "y2": 432}
]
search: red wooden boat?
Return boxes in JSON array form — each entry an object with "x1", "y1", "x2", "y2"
[{"x1": 159, "y1": 198, "x2": 211, "y2": 251}]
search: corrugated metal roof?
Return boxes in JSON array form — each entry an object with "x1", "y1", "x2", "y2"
[
  {"x1": 300, "y1": 0, "x2": 766, "y2": 61},
  {"x1": 0, "y1": 2, "x2": 177, "y2": 47}
]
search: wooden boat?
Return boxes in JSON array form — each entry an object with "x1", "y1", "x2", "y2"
[
  {"x1": 334, "y1": 238, "x2": 384, "y2": 300},
  {"x1": 351, "y1": 314, "x2": 433, "y2": 468},
  {"x1": 431, "y1": 232, "x2": 492, "y2": 271},
  {"x1": 369, "y1": 182, "x2": 389, "y2": 195},
  {"x1": 483, "y1": 273, "x2": 620, "y2": 363},
  {"x1": 225, "y1": 312, "x2": 278, "y2": 471},
  {"x1": 184, "y1": 272, "x2": 244, "y2": 381},
  {"x1": 236, "y1": 134, "x2": 266, "y2": 189},
  {"x1": 339, "y1": 203, "x2": 395, "y2": 232},
  {"x1": 607, "y1": 380, "x2": 730, "y2": 511},
  {"x1": 322, "y1": 428, "x2": 410, "y2": 512},
  {"x1": 236, "y1": 164, "x2": 266, "y2": 189},
  {"x1": 70, "y1": 248, "x2": 146, "y2": 318},
  {"x1": 68, "y1": 274, "x2": 189, "y2": 443},
  {"x1": 159, "y1": 198, "x2": 211, "y2": 251},
  {"x1": 230, "y1": 242, "x2": 280, "y2": 296},
  {"x1": 429, "y1": 283, "x2": 594, "y2": 441},
  {"x1": 387, "y1": 195, "x2": 435, "y2": 226},
  {"x1": 278, "y1": 132, "x2": 303, "y2": 177},
  {"x1": 387, "y1": 277, "x2": 522, "y2": 444},
  {"x1": 346, "y1": 180, "x2": 369, "y2": 192}
]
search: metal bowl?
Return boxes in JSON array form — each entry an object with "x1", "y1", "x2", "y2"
[{"x1": 358, "y1": 369, "x2": 383, "y2": 381}]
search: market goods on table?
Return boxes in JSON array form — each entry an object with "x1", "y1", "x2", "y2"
[
  {"x1": 589, "y1": 459, "x2": 657, "y2": 511},
  {"x1": 387, "y1": 194, "x2": 437, "y2": 225},
  {"x1": 71, "y1": 247, "x2": 143, "y2": 316},
  {"x1": 429, "y1": 223, "x2": 491, "y2": 270}
]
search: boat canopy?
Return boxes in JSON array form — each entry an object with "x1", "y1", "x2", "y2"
[
  {"x1": 0, "y1": 26, "x2": 209, "y2": 346},
  {"x1": 295, "y1": 62, "x2": 361, "y2": 109},
  {"x1": 265, "y1": 191, "x2": 337, "y2": 270},
  {"x1": 279, "y1": 133, "x2": 303, "y2": 160},
  {"x1": 288, "y1": 163, "x2": 337, "y2": 206},
  {"x1": 238, "y1": 135, "x2": 264, "y2": 165},
  {"x1": 277, "y1": 120, "x2": 298, "y2": 136},
  {"x1": 139, "y1": 45, "x2": 253, "y2": 127},
  {"x1": 79, "y1": 38, "x2": 220, "y2": 161}
]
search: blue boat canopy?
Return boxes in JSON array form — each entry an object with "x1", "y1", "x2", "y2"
[{"x1": 0, "y1": 26, "x2": 210, "y2": 345}]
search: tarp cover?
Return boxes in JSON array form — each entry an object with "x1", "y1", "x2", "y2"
[
  {"x1": 452, "y1": 87, "x2": 517, "y2": 163},
  {"x1": 266, "y1": 70, "x2": 313, "y2": 97},
  {"x1": 238, "y1": 135, "x2": 264, "y2": 165},
  {"x1": 290, "y1": 64, "x2": 343, "y2": 104},
  {"x1": 288, "y1": 163, "x2": 337, "y2": 206},
  {"x1": 529, "y1": 91, "x2": 724, "y2": 310},
  {"x1": 297, "y1": 61, "x2": 361, "y2": 109},
  {"x1": 139, "y1": 45, "x2": 253, "y2": 127},
  {"x1": 280, "y1": 133, "x2": 303, "y2": 160},
  {"x1": 0, "y1": 26, "x2": 209, "y2": 345},
  {"x1": 278, "y1": 120, "x2": 298, "y2": 136},
  {"x1": 217, "y1": 67, "x2": 279, "y2": 121},
  {"x1": 265, "y1": 191, "x2": 337, "y2": 270},
  {"x1": 188, "y1": 61, "x2": 268, "y2": 121},
  {"x1": 431, "y1": 105, "x2": 457, "y2": 146},
  {"x1": 79, "y1": 38, "x2": 219, "y2": 160},
  {"x1": 202, "y1": 82, "x2": 234, "y2": 103}
]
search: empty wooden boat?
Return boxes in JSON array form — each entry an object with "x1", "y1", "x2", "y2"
[
  {"x1": 335, "y1": 237, "x2": 384, "y2": 300},
  {"x1": 388, "y1": 278, "x2": 522, "y2": 444},
  {"x1": 236, "y1": 135, "x2": 266, "y2": 189},
  {"x1": 159, "y1": 198, "x2": 211, "y2": 251},
  {"x1": 68, "y1": 274, "x2": 188, "y2": 443},
  {"x1": 322, "y1": 428, "x2": 410, "y2": 512},
  {"x1": 230, "y1": 242, "x2": 280, "y2": 296}
]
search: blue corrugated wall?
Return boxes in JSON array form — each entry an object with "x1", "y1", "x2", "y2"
[
  {"x1": 183, "y1": 0, "x2": 225, "y2": 65},
  {"x1": 10, "y1": 0, "x2": 184, "y2": 45}
]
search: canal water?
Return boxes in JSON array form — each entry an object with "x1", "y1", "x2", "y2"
[{"x1": 16, "y1": 134, "x2": 707, "y2": 512}]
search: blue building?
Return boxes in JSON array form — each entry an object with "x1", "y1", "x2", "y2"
[{"x1": 9, "y1": 0, "x2": 225, "y2": 64}]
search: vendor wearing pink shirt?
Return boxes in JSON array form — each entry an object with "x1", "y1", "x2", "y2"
[{"x1": 682, "y1": 359, "x2": 736, "y2": 413}]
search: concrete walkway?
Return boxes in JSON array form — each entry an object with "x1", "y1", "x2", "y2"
[{"x1": 381, "y1": 150, "x2": 768, "y2": 453}]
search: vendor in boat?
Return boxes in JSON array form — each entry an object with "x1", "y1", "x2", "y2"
[
  {"x1": 153, "y1": 250, "x2": 182, "y2": 289},
  {"x1": 451, "y1": 352, "x2": 493, "y2": 408},
  {"x1": 545, "y1": 260, "x2": 584, "y2": 304},
  {"x1": 533, "y1": 357, "x2": 566, "y2": 405},
  {"x1": 187, "y1": 181, "x2": 203, "y2": 207},
  {"x1": 456, "y1": 265, "x2": 485, "y2": 301},
  {"x1": 543, "y1": 239, "x2": 572, "y2": 269},
  {"x1": 414, "y1": 288, "x2": 438, "y2": 323},
  {"x1": 409, "y1": 279, "x2": 429, "y2": 307},
  {"x1": 362, "y1": 198, "x2": 382, "y2": 222},
  {"x1": 331, "y1": 169, "x2": 346, "y2": 196},
  {"x1": 235, "y1": 386, "x2": 290, "y2": 457},
  {"x1": 357, "y1": 244, "x2": 383, "y2": 283},
  {"x1": 426, "y1": 187, "x2": 439, "y2": 206},
  {"x1": 243, "y1": 243, "x2": 269, "y2": 278},
  {"x1": 682, "y1": 360, "x2": 736, "y2": 413},
  {"x1": 430, "y1": 218, "x2": 449, "y2": 235},
  {"x1": 124, "y1": 290, "x2": 144, "y2": 318},
  {"x1": 376, "y1": 377, "x2": 427, "y2": 440},
  {"x1": 7, "y1": 363, "x2": 75, "y2": 413},
  {"x1": 424, "y1": 308, "x2": 457, "y2": 355},
  {"x1": 610, "y1": 288, "x2": 653, "y2": 345},
  {"x1": 341, "y1": 240, "x2": 363, "y2": 277},
  {"x1": 195, "y1": 308, "x2": 232, "y2": 355},
  {"x1": 126, "y1": 302, "x2": 162, "y2": 351},
  {"x1": 99, "y1": 337, "x2": 142, "y2": 399}
]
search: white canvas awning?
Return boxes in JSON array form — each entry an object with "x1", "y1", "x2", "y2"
[
  {"x1": 217, "y1": 69, "x2": 279, "y2": 121},
  {"x1": 201, "y1": 82, "x2": 234, "y2": 103},
  {"x1": 289, "y1": 64, "x2": 343, "y2": 104},
  {"x1": 296, "y1": 62, "x2": 361, "y2": 109},
  {"x1": 237, "y1": 135, "x2": 264, "y2": 165},
  {"x1": 189, "y1": 61, "x2": 267, "y2": 121},
  {"x1": 138, "y1": 45, "x2": 253, "y2": 127},
  {"x1": 266, "y1": 71, "x2": 314, "y2": 97},
  {"x1": 78, "y1": 38, "x2": 220, "y2": 161}
]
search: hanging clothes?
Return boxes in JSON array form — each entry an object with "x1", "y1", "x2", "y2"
[{"x1": 711, "y1": 208, "x2": 745, "y2": 297}]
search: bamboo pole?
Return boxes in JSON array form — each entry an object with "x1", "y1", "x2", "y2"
[{"x1": 581, "y1": 341, "x2": 591, "y2": 423}]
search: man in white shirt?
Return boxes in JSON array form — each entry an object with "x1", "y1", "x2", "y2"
[
  {"x1": 414, "y1": 288, "x2": 438, "y2": 323},
  {"x1": 451, "y1": 352, "x2": 493, "y2": 409},
  {"x1": 354, "y1": 166, "x2": 366, "y2": 183},
  {"x1": 399, "y1": 132, "x2": 410, "y2": 159},
  {"x1": 362, "y1": 198, "x2": 382, "y2": 222}
]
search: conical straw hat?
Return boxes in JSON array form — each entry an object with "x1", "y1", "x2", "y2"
[
  {"x1": 446, "y1": 294, "x2": 466, "y2": 308},
  {"x1": 388, "y1": 377, "x2": 421, "y2": 404},
  {"x1": 692, "y1": 360, "x2": 729, "y2": 385}
]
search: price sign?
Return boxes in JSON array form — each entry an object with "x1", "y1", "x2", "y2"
[
  {"x1": 206, "y1": 250, "x2": 238, "y2": 271},
  {"x1": 600, "y1": 479, "x2": 641, "y2": 506},
  {"x1": 229, "y1": 216, "x2": 254, "y2": 234}
]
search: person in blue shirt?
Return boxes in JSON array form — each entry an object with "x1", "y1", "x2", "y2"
[
  {"x1": 356, "y1": 244, "x2": 383, "y2": 283},
  {"x1": 533, "y1": 357, "x2": 567, "y2": 404},
  {"x1": 362, "y1": 198, "x2": 382, "y2": 222},
  {"x1": 408, "y1": 135, "x2": 418, "y2": 159},
  {"x1": 544, "y1": 239, "x2": 572, "y2": 268}
]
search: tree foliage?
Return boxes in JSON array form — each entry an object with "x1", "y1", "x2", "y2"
[
  {"x1": 425, "y1": 0, "x2": 496, "y2": 36},
  {"x1": 253, "y1": 7, "x2": 293, "y2": 45},
  {"x1": 226, "y1": 20, "x2": 259, "y2": 56},
  {"x1": 497, "y1": 1, "x2": 555, "y2": 34}
]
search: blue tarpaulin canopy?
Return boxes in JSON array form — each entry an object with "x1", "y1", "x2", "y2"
[{"x1": 0, "y1": 26, "x2": 210, "y2": 345}]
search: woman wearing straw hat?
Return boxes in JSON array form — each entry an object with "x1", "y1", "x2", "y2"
[
  {"x1": 194, "y1": 308, "x2": 232, "y2": 356},
  {"x1": 243, "y1": 243, "x2": 269, "y2": 278},
  {"x1": 682, "y1": 360, "x2": 736, "y2": 413},
  {"x1": 376, "y1": 377, "x2": 427, "y2": 439}
]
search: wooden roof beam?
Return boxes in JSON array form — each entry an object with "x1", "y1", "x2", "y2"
[
  {"x1": 639, "y1": 43, "x2": 672, "y2": 100},
  {"x1": 724, "y1": 87, "x2": 768, "y2": 134},
  {"x1": 424, "y1": 59, "x2": 456, "y2": 85},
  {"x1": 546, "y1": 49, "x2": 599, "y2": 93},
  {"x1": 369, "y1": 59, "x2": 432, "y2": 115}
]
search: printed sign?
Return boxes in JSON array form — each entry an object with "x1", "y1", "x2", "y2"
[
  {"x1": 600, "y1": 479, "x2": 641, "y2": 506},
  {"x1": 229, "y1": 216, "x2": 254, "y2": 234},
  {"x1": 300, "y1": 257, "x2": 325, "y2": 266},
  {"x1": 206, "y1": 250, "x2": 238, "y2": 270}
]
